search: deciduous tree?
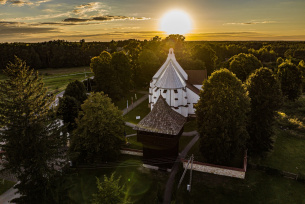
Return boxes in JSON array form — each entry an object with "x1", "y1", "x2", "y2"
[
  {"x1": 92, "y1": 173, "x2": 128, "y2": 204},
  {"x1": 63, "y1": 80, "x2": 87, "y2": 106},
  {"x1": 277, "y1": 62, "x2": 302, "y2": 101},
  {"x1": 246, "y1": 68, "x2": 282, "y2": 156},
  {"x1": 228, "y1": 53, "x2": 262, "y2": 81},
  {"x1": 70, "y1": 92, "x2": 124, "y2": 163},
  {"x1": 196, "y1": 69, "x2": 250, "y2": 165}
]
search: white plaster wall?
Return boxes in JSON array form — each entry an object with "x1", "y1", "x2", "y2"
[{"x1": 194, "y1": 85, "x2": 203, "y2": 90}]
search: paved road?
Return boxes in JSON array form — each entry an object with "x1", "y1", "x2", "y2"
[
  {"x1": 0, "y1": 183, "x2": 20, "y2": 204},
  {"x1": 163, "y1": 134, "x2": 200, "y2": 204},
  {"x1": 122, "y1": 94, "x2": 148, "y2": 116}
]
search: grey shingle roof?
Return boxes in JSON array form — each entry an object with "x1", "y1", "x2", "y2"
[
  {"x1": 155, "y1": 61, "x2": 186, "y2": 89},
  {"x1": 134, "y1": 96, "x2": 186, "y2": 135}
]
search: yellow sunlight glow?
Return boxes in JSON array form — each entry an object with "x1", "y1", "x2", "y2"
[{"x1": 160, "y1": 9, "x2": 192, "y2": 35}]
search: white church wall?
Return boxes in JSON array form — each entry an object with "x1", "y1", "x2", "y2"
[{"x1": 194, "y1": 85, "x2": 203, "y2": 90}]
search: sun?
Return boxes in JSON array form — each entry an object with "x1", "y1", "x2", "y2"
[{"x1": 160, "y1": 9, "x2": 192, "y2": 35}]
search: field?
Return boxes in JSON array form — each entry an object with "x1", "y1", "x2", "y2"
[
  {"x1": 174, "y1": 169, "x2": 305, "y2": 204},
  {"x1": 123, "y1": 99, "x2": 151, "y2": 124},
  {"x1": 63, "y1": 155, "x2": 168, "y2": 204},
  {"x1": 0, "y1": 66, "x2": 93, "y2": 94}
]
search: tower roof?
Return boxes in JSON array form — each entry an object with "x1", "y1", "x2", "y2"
[
  {"x1": 155, "y1": 62, "x2": 186, "y2": 89},
  {"x1": 134, "y1": 96, "x2": 186, "y2": 135}
]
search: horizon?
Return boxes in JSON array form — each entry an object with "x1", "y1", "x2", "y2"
[{"x1": 1, "y1": 0, "x2": 305, "y2": 42}]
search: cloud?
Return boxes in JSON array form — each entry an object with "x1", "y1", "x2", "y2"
[
  {"x1": 72, "y1": 2, "x2": 108, "y2": 17},
  {"x1": 225, "y1": 21, "x2": 276, "y2": 25},
  {"x1": 63, "y1": 15, "x2": 150, "y2": 23},
  {"x1": 1, "y1": 0, "x2": 51, "y2": 6},
  {"x1": 63, "y1": 18, "x2": 90, "y2": 22}
]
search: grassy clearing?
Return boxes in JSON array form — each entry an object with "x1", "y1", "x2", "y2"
[
  {"x1": 123, "y1": 136, "x2": 143, "y2": 150},
  {"x1": 114, "y1": 91, "x2": 144, "y2": 110},
  {"x1": 65, "y1": 155, "x2": 167, "y2": 204},
  {"x1": 174, "y1": 169, "x2": 305, "y2": 204},
  {"x1": 0, "y1": 180, "x2": 15, "y2": 195},
  {"x1": 184, "y1": 118, "x2": 197, "y2": 132},
  {"x1": 251, "y1": 96, "x2": 305, "y2": 174},
  {"x1": 179, "y1": 136, "x2": 195, "y2": 152},
  {"x1": 123, "y1": 99, "x2": 150, "y2": 124},
  {"x1": 43, "y1": 73, "x2": 93, "y2": 94}
]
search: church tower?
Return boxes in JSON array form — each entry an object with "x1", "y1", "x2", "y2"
[{"x1": 149, "y1": 48, "x2": 206, "y2": 117}]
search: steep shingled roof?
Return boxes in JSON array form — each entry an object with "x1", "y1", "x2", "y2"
[
  {"x1": 134, "y1": 96, "x2": 186, "y2": 135},
  {"x1": 155, "y1": 62, "x2": 186, "y2": 89}
]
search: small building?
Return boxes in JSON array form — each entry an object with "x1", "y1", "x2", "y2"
[
  {"x1": 149, "y1": 48, "x2": 207, "y2": 117},
  {"x1": 135, "y1": 96, "x2": 186, "y2": 169}
]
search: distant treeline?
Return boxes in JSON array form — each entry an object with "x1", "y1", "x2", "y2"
[{"x1": 1, "y1": 37, "x2": 305, "y2": 71}]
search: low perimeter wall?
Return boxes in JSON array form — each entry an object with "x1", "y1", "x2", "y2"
[
  {"x1": 120, "y1": 148, "x2": 143, "y2": 156},
  {"x1": 181, "y1": 152, "x2": 247, "y2": 179}
]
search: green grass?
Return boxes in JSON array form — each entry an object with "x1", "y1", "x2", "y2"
[
  {"x1": 179, "y1": 136, "x2": 195, "y2": 152},
  {"x1": 123, "y1": 136, "x2": 143, "y2": 150},
  {"x1": 0, "y1": 180, "x2": 15, "y2": 195},
  {"x1": 124, "y1": 125, "x2": 136, "y2": 135},
  {"x1": 0, "y1": 66, "x2": 93, "y2": 94},
  {"x1": 174, "y1": 169, "x2": 305, "y2": 204},
  {"x1": 43, "y1": 73, "x2": 93, "y2": 94},
  {"x1": 250, "y1": 96, "x2": 305, "y2": 174},
  {"x1": 64, "y1": 155, "x2": 167, "y2": 204},
  {"x1": 123, "y1": 99, "x2": 150, "y2": 124},
  {"x1": 114, "y1": 91, "x2": 144, "y2": 110},
  {"x1": 184, "y1": 118, "x2": 197, "y2": 132}
]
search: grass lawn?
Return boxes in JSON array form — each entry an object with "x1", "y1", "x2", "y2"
[
  {"x1": 123, "y1": 99, "x2": 150, "y2": 124},
  {"x1": 174, "y1": 169, "x2": 305, "y2": 204},
  {"x1": 250, "y1": 96, "x2": 305, "y2": 174},
  {"x1": 64, "y1": 155, "x2": 167, "y2": 204},
  {"x1": 123, "y1": 136, "x2": 143, "y2": 150},
  {"x1": 179, "y1": 136, "x2": 195, "y2": 152},
  {"x1": 0, "y1": 180, "x2": 15, "y2": 195},
  {"x1": 0, "y1": 66, "x2": 93, "y2": 94},
  {"x1": 184, "y1": 118, "x2": 197, "y2": 132},
  {"x1": 114, "y1": 91, "x2": 144, "y2": 110}
]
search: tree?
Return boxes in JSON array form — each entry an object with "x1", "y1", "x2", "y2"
[
  {"x1": 246, "y1": 68, "x2": 282, "y2": 156},
  {"x1": 137, "y1": 49, "x2": 161, "y2": 86},
  {"x1": 57, "y1": 96, "x2": 79, "y2": 133},
  {"x1": 63, "y1": 80, "x2": 87, "y2": 106},
  {"x1": 92, "y1": 173, "x2": 127, "y2": 204},
  {"x1": 277, "y1": 62, "x2": 302, "y2": 101},
  {"x1": 195, "y1": 69, "x2": 250, "y2": 165},
  {"x1": 192, "y1": 44, "x2": 218, "y2": 76},
  {"x1": 90, "y1": 51, "x2": 121, "y2": 99},
  {"x1": 70, "y1": 92, "x2": 124, "y2": 163},
  {"x1": 111, "y1": 52, "x2": 132, "y2": 93},
  {"x1": 298, "y1": 60, "x2": 305, "y2": 92},
  {"x1": 228, "y1": 53, "x2": 262, "y2": 81},
  {"x1": 0, "y1": 57, "x2": 65, "y2": 203}
]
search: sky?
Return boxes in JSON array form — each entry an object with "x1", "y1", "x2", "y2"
[{"x1": 0, "y1": 0, "x2": 305, "y2": 42}]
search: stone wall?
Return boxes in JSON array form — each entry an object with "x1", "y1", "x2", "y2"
[
  {"x1": 181, "y1": 152, "x2": 247, "y2": 179},
  {"x1": 120, "y1": 148, "x2": 143, "y2": 157}
]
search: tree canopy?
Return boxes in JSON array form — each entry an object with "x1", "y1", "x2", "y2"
[
  {"x1": 196, "y1": 69, "x2": 250, "y2": 165},
  {"x1": 70, "y1": 92, "x2": 124, "y2": 163},
  {"x1": 246, "y1": 67, "x2": 282, "y2": 156},
  {"x1": 63, "y1": 80, "x2": 87, "y2": 106},
  {"x1": 92, "y1": 173, "x2": 127, "y2": 204},
  {"x1": 277, "y1": 61, "x2": 302, "y2": 101},
  {"x1": 228, "y1": 53, "x2": 262, "y2": 81},
  {"x1": 0, "y1": 57, "x2": 65, "y2": 203}
]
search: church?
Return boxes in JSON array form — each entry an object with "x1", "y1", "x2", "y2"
[
  {"x1": 149, "y1": 48, "x2": 207, "y2": 117},
  {"x1": 134, "y1": 48, "x2": 207, "y2": 169}
]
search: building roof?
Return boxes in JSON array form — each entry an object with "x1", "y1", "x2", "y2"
[
  {"x1": 185, "y1": 70, "x2": 207, "y2": 85},
  {"x1": 155, "y1": 62, "x2": 186, "y2": 89},
  {"x1": 153, "y1": 48, "x2": 188, "y2": 81},
  {"x1": 134, "y1": 96, "x2": 186, "y2": 135}
]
